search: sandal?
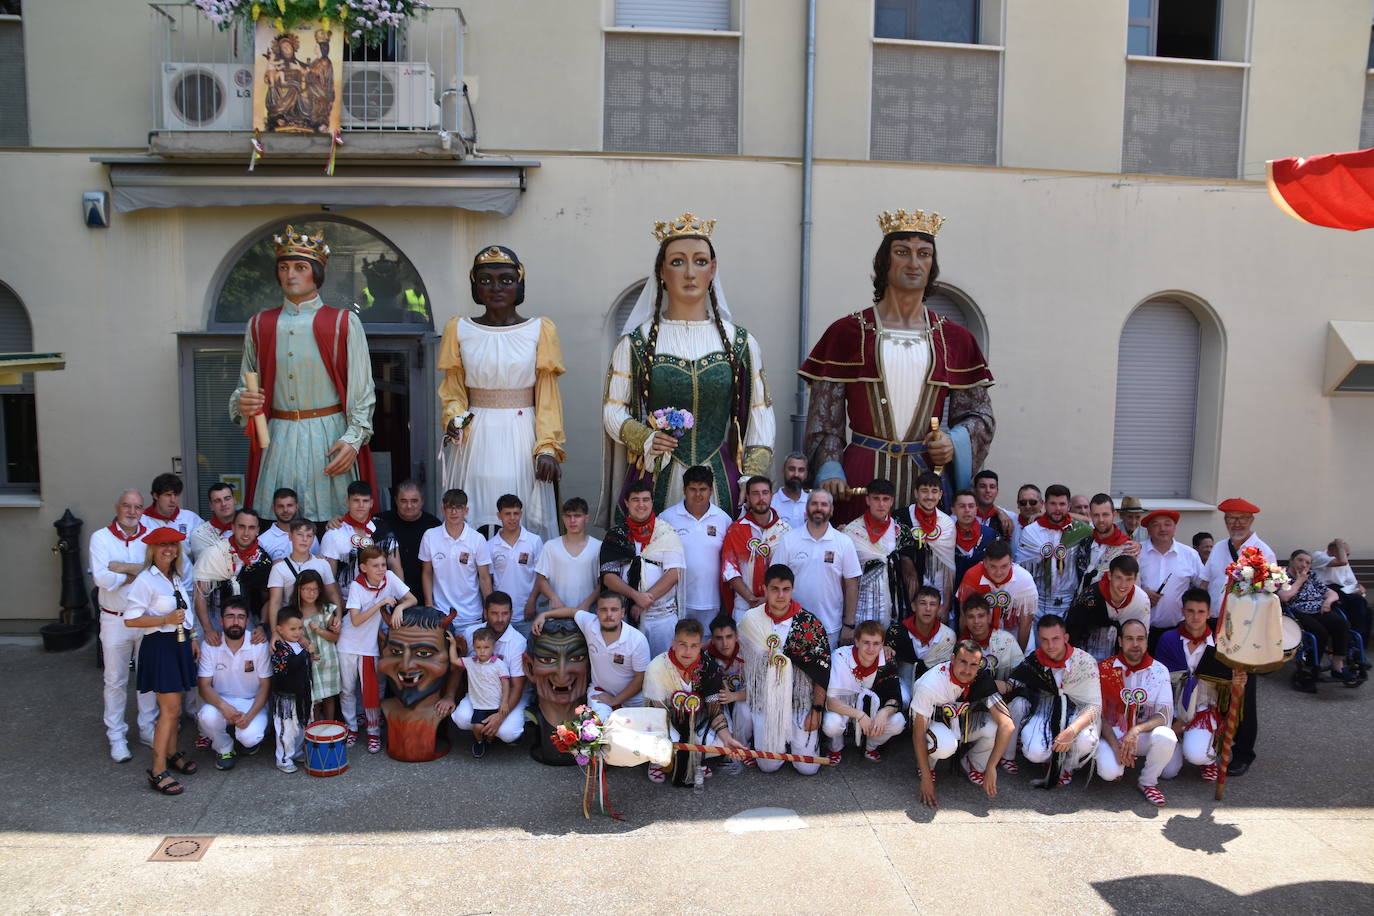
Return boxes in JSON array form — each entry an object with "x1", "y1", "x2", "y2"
[
  {"x1": 167, "y1": 751, "x2": 198, "y2": 775},
  {"x1": 1139, "y1": 784, "x2": 1166, "y2": 807},
  {"x1": 147, "y1": 769, "x2": 183, "y2": 795}
]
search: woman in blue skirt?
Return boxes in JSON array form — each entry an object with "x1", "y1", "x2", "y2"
[{"x1": 124, "y1": 527, "x2": 199, "y2": 795}]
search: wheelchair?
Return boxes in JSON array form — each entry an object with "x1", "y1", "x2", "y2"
[{"x1": 1287, "y1": 607, "x2": 1367, "y2": 693}]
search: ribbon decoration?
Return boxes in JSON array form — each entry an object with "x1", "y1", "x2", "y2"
[
  {"x1": 580, "y1": 755, "x2": 622, "y2": 821},
  {"x1": 325, "y1": 129, "x2": 344, "y2": 176},
  {"x1": 670, "y1": 743, "x2": 833, "y2": 766},
  {"x1": 248, "y1": 129, "x2": 264, "y2": 172}
]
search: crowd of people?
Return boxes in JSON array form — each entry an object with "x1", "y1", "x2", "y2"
[{"x1": 91, "y1": 461, "x2": 1370, "y2": 805}]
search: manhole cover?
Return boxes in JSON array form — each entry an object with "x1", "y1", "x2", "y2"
[{"x1": 148, "y1": 835, "x2": 214, "y2": 862}]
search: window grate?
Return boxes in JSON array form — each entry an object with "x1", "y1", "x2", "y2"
[
  {"x1": 604, "y1": 33, "x2": 739, "y2": 155},
  {"x1": 870, "y1": 43, "x2": 998, "y2": 166},
  {"x1": 1122, "y1": 59, "x2": 1242, "y2": 178}
]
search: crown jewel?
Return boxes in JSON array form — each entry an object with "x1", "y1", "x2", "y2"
[
  {"x1": 273, "y1": 225, "x2": 330, "y2": 265},
  {"x1": 652, "y1": 212, "x2": 716, "y2": 244},
  {"x1": 472, "y1": 245, "x2": 525, "y2": 281},
  {"x1": 877, "y1": 209, "x2": 945, "y2": 237}
]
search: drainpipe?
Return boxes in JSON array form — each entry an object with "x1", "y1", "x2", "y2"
[{"x1": 793, "y1": 0, "x2": 817, "y2": 453}]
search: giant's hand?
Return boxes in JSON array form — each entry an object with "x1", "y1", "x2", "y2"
[
  {"x1": 923, "y1": 427, "x2": 954, "y2": 467},
  {"x1": 645, "y1": 432, "x2": 680, "y2": 460},
  {"x1": 323, "y1": 440, "x2": 358, "y2": 477},
  {"x1": 819, "y1": 477, "x2": 848, "y2": 498},
  {"x1": 535, "y1": 454, "x2": 562, "y2": 483},
  {"x1": 238, "y1": 389, "x2": 265, "y2": 419}
]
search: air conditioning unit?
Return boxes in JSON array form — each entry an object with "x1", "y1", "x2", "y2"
[
  {"x1": 161, "y1": 62, "x2": 254, "y2": 130},
  {"x1": 341, "y1": 63, "x2": 440, "y2": 129}
]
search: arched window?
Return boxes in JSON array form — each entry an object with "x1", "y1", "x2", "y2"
[
  {"x1": 609, "y1": 279, "x2": 648, "y2": 347},
  {"x1": 211, "y1": 216, "x2": 432, "y2": 329},
  {"x1": 1111, "y1": 295, "x2": 1222, "y2": 499},
  {"x1": 0, "y1": 281, "x2": 38, "y2": 493},
  {"x1": 926, "y1": 282, "x2": 989, "y2": 354}
]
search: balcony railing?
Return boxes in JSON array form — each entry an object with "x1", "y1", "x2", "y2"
[{"x1": 149, "y1": 2, "x2": 467, "y2": 149}]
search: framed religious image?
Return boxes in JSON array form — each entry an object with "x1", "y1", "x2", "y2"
[
  {"x1": 220, "y1": 474, "x2": 246, "y2": 508},
  {"x1": 253, "y1": 19, "x2": 342, "y2": 134}
]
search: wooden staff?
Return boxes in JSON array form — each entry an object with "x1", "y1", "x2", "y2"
[
  {"x1": 1215, "y1": 675, "x2": 1245, "y2": 801},
  {"x1": 671, "y1": 742, "x2": 833, "y2": 766},
  {"x1": 245, "y1": 371, "x2": 270, "y2": 449},
  {"x1": 929, "y1": 416, "x2": 945, "y2": 476}
]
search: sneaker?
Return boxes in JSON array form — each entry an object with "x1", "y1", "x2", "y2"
[
  {"x1": 195, "y1": 735, "x2": 212, "y2": 751},
  {"x1": 999, "y1": 758, "x2": 1019, "y2": 774},
  {"x1": 863, "y1": 748, "x2": 882, "y2": 763},
  {"x1": 647, "y1": 765, "x2": 667, "y2": 783},
  {"x1": 214, "y1": 752, "x2": 236, "y2": 771},
  {"x1": 276, "y1": 761, "x2": 298, "y2": 774},
  {"x1": 1200, "y1": 764, "x2": 1219, "y2": 783},
  {"x1": 827, "y1": 749, "x2": 843, "y2": 766},
  {"x1": 961, "y1": 757, "x2": 985, "y2": 786},
  {"x1": 743, "y1": 756, "x2": 757, "y2": 769},
  {"x1": 700, "y1": 765, "x2": 714, "y2": 779},
  {"x1": 1139, "y1": 783, "x2": 1166, "y2": 806},
  {"x1": 240, "y1": 741, "x2": 262, "y2": 757},
  {"x1": 345, "y1": 729, "x2": 358, "y2": 748},
  {"x1": 1058, "y1": 769, "x2": 1073, "y2": 787},
  {"x1": 471, "y1": 740, "x2": 487, "y2": 759},
  {"x1": 110, "y1": 741, "x2": 132, "y2": 763},
  {"x1": 367, "y1": 734, "x2": 382, "y2": 754}
]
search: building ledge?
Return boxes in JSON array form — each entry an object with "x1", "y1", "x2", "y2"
[
  {"x1": 149, "y1": 130, "x2": 466, "y2": 160},
  {"x1": 0, "y1": 494, "x2": 43, "y2": 508}
]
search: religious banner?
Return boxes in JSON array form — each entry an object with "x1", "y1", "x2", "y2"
[{"x1": 253, "y1": 19, "x2": 341, "y2": 135}]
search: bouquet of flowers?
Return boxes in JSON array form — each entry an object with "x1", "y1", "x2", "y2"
[
  {"x1": 443, "y1": 411, "x2": 475, "y2": 448},
  {"x1": 648, "y1": 406, "x2": 694, "y2": 474},
  {"x1": 551, "y1": 706, "x2": 620, "y2": 819},
  {"x1": 193, "y1": 0, "x2": 429, "y2": 46},
  {"x1": 1224, "y1": 545, "x2": 1288, "y2": 597}
]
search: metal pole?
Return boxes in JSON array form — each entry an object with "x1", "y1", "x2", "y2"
[{"x1": 793, "y1": 0, "x2": 817, "y2": 454}]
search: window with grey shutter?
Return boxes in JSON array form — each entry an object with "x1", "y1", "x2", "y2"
[
  {"x1": 610, "y1": 280, "x2": 647, "y2": 346},
  {"x1": 1111, "y1": 300, "x2": 1200, "y2": 499},
  {"x1": 1122, "y1": 59, "x2": 1243, "y2": 178},
  {"x1": 0, "y1": 16, "x2": 29, "y2": 147},
  {"x1": 604, "y1": 33, "x2": 740, "y2": 155},
  {"x1": 0, "y1": 281, "x2": 37, "y2": 491},
  {"x1": 615, "y1": 0, "x2": 731, "y2": 31},
  {"x1": 870, "y1": 43, "x2": 999, "y2": 166},
  {"x1": 1361, "y1": 74, "x2": 1374, "y2": 151}
]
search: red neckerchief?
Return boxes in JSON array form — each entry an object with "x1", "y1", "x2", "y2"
[
  {"x1": 1035, "y1": 647, "x2": 1069, "y2": 668},
  {"x1": 343, "y1": 514, "x2": 372, "y2": 534},
  {"x1": 144, "y1": 505, "x2": 177, "y2": 523},
  {"x1": 668, "y1": 648, "x2": 702, "y2": 685},
  {"x1": 913, "y1": 506, "x2": 940, "y2": 536},
  {"x1": 1114, "y1": 652, "x2": 1155, "y2": 674},
  {"x1": 861, "y1": 511, "x2": 891, "y2": 544},
  {"x1": 1179, "y1": 624, "x2": 1211, "y2": 652},
  {"x1": 108, "y1": 521, "x2": 146, "y2": 544},
  {"x1": 353, "y1": 572, "x2": 386, "y2": 597},
  {"x1": 210, "y1": 515, "x2": 233, "y2": 534},
  {"x1": 982, "y1": 561, "x2": 1012, "y2": 589},
  {"x1": 949, "y1": 667, "x2": 973, "y2": 699},
  {"x1": 1036, "y1": 514, "x2": 1071, "y2": 531},
  {"x1": 1093, "y1": 526, "x2": 1130, "y2": 547},
  {"x1": 706, "y1": 643, "x2": 740, "y2": 669},
  {"x1": 766, "y1": 600, "x2": 802, "y2": 623},
  {"x1": 1097, "y1": 576, "x2": 1134, "y2": 611},
  {"x1": 231, "y1": 540, "x2": 262, "y2": 567},
  {"x1": 1018, "y1": 513, "x2": 1036, "y2": 528},
  {"x1": 961, "y1": 628, "x2": 993, "y2": 647},
  {"x1": 904, "y1": 616, "x2": 941, "y2": 646},
  {"x1": 851, "y1": 648, "x2": 881, "y2": 680},
  {"x1": 976, "y1": 505, "x2": 998, "y2": 522},
  {"x1": 749, "y1": 508, "x2": 781, "y2": 531},
  {"x1": 626, "y1": 514, "x2": 655, "y2": 551},
  {"x1": 955, "y1": 521, "x2": 981, "y2": 553}
]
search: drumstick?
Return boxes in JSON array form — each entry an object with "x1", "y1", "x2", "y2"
[
  {"x1": 246, "y1": 372, "x2": 271, "y2": 449},
  {"x1": 670, "y1": 743, "x2": 833, "y2": 765}
]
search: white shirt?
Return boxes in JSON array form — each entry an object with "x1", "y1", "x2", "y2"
[
  {"x1": 1101, "y1": 656, "x2": 1173, "y2": 734},
  {"x1": 319, "y1": 518, "x2": 386, "y2": 590},
  {"x1": 1137, "y1": 538, "x2": 1206, "y2": 628},
  {"x1": 1311, "y1": 552, "x2": 1360, "y2": 592},
  {"x1": 910, "y1": 661, "x2": 999, "y2": 722},
  {"x1": 197, "y1": 638, "x2": 270, "y2": 701},
  {"x1": 462, "y1": 655, "x2": 511, "y2": 710},
  {"x1": 1016, "y1": 519, "x2": 1080, "y2": 604},
  {"x1": 463, "y1": 622, "x2": 528, "y2": 679},
  {"x1": 89, "y1": 522, "x2": 151, "y2": 613},
  {"x1": 418, "y1": 523, "x2": 491, "y2": 628},
  {"x1": 258, "y1": 524, "x2": 320, "y2": 561},
  {"x1": 1204, "y1": 532, "x2": 1275, "y2": 612},
  {"x1": 573, "y1": 609, "x2": 651, "y2": 698},
  {"x1": 340, "y1": 570, "x2": 410, "y2": 656},
  {"x1": 267, "y1": 555, "x2": 334, "y2": 604},
  {"x1": 124, "y1": 565, "x2": 195, "y2": 635},
  {"x1": 771, "y1": 489, "x2": 810, "y2": 532},
  {"x1": 533, "y1": 536, "x2": 603, "y2": 609},
  {"x1": 827, "y1": 645, "x2": 887, "y2": 699},
  {"x1": 660, "y1": 501, "x2": 731, "y2": 611},
  {"x1": 899, "y1": 620, "x2": 955, "y2": 664},
  {"x1": 773, "y1": 524, "x2": 862, "y2": 634},
  {"x1": 487, "y1": 527, "x2": 543, "y2": 623},
  {"x1": 142, "y1": 508, "x2": 203, "y2": 540}
]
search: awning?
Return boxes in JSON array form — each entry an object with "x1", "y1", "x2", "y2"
[
  {"x1": 1325, "y1": 321, "x2": 1374, "y2": 395},
  {"x1": 101, "y1": 159, "x2": 535, "y2": 215}
]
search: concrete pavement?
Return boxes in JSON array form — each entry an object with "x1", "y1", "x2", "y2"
[{"x1": 2, "y1": 640, "x2": 1370, "y2": 914}]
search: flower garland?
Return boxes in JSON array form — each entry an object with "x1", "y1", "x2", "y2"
[{"x1": 193, "y1": 0, "x2": 430, "y2": 47}]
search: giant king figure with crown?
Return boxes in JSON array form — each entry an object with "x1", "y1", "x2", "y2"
[
  {"x1": 800, "y1": 210, "x2": 996, "y2": 524},
  {"x1": 232, "y1": 225, "x2": 377, "y2": 520}
]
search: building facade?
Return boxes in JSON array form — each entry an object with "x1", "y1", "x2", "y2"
[{"x1": 1, "y1": 0, "x2": 1372, "y2": 631}]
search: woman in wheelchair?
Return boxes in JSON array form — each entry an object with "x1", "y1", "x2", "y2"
[{"x1": 1281, "y1": 550, "x2": 1361, "y2": 687}]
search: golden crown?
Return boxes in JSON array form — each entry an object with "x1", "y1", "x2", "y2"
[
  {"x1": 314, "y1": 29, "x2": 333, "y2": 42},
  {"x1": 877, "y1": 209, "x2": 945, "y2": 237},
  {"x1": 472, "y1": 245, "x2": 525, "y2": 281},
  {"x1": 652, "y1": 212, "x2": 716, "y2": 244},
  {"x1": 273, "y1": 225, "x2": 329, "y2": 265}
]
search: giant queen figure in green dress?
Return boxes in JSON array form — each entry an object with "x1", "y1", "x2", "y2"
[{"x1": 601, "y1": 213, "x2": 775, "y2": 524}]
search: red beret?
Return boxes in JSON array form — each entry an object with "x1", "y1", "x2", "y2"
[
  {"x1": 1142, "y1": 509, "x2": 1180, "y2": 527},
  {"x1": 1216, "y1": 498, "x2": 1260, "y2": 514},
  {"x1": 142, "y1": 527, "x2": 187, "y2": 544}
]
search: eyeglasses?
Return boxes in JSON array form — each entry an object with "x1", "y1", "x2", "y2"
[
  {"x1": 1017, "y1": 499, "x2": 1040, "y2": 507},
  {"x1": 476, "y1": 276, "x2": 518, "y2": 288}
]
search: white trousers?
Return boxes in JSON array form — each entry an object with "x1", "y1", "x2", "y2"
[
  {"x1": 1021, "y1": 713, "x2": 1099, "y2": 771},
  {"x1": 337, "y1": 651, "x2": 381, "y2": 734},
  {"x1": 196, "y1": 696, "x2": 268, "y2": 755},
  {"x1": 925, "y1": 718, "x2": 998, "y2": 772},
  {"x1": 1095, "y1": 724, "x2": 1178, "y2": 787},
  {"x1": 724, "y1": 700, "x2": 753, "y2": 745},
  {"x1": 684, "y1": 606, "x2": 720, "y2": 629},
  {"x1": 452, "y1": 694, "x2": 530, "y2": 744},
  {"x1": 822, "y1": 709, "x2": 907, "y2": 750},
  {"x1": 274, "y1": 710, "x2": 304, "y2": 766},
  {"x1": 1003, "y1": 696, "x2": 1031, "y2": 761},
  {"x1": 589, "y1": 694, "x2": 644, "y2": 727},
  {"x1": 1162, "y1": 725, "x2": 1218, "y2": 778},
  {"x1": 100, "y1": 613, "x2": 157, "y2": 745},
  {"x1": 751, "y1": 711, "x2": 821, "y2": 776},
  {"x1": 640, "y1": 610, "x2": 680, "y2": 658}
]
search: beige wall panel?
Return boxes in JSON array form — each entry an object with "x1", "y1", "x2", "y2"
[
  {"x1": 739, "y1": 0, "x2": 804, "y2": 158},
  {"x1": 811, "y1": 0, "x2": 871, "y2": 161}
]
